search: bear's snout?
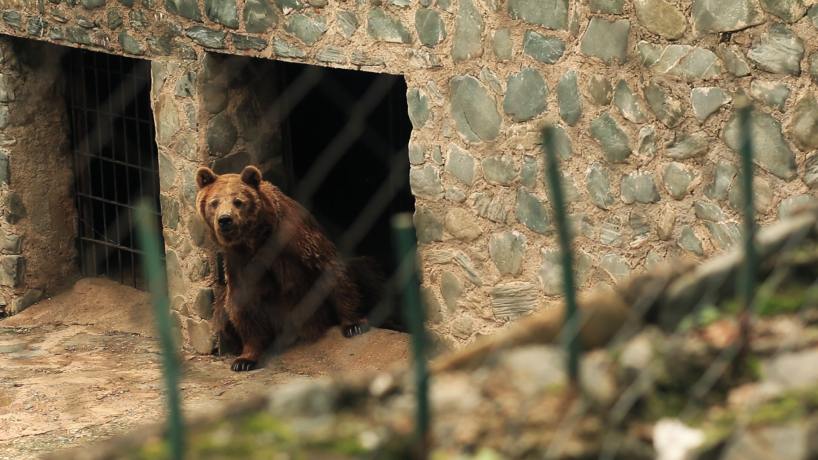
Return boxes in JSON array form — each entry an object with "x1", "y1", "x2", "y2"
[{"x1": 218, "y1": 215, "x2": 234, "y2": 231}]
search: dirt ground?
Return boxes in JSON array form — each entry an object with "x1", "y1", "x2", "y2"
[{"x1": 0, "y1": 278, "x2": 410, "y2": 460}]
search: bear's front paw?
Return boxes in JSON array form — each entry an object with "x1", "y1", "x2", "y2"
[
  {"x1": 342, "y1": 322, "x2": 370, "y2": 338},
  {"x1": 231, "y1": 358, "x2": 258, "y2": 372}
]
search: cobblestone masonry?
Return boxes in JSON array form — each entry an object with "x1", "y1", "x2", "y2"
[
  {"x1": 0, "y1": 37, "x2": 77, "y2": 316},
  {"x1": 1, "y1": 0, "x2": 818, "y2": 351}
]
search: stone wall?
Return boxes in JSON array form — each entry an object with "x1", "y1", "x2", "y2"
[
  {"x1": 0, "y1": 37, "x2": 77, "y2": 315},
  {"x1": 1, "y1": 0, "x2": 818, "y2": 349}
]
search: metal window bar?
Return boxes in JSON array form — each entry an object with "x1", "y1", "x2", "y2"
[{"x1": 65, "y1": 49, "x2": 164, "y2": 290}]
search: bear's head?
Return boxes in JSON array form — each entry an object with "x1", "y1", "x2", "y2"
[{"x1": 195, "y1": 165, "x2": 267, "y2": 248}]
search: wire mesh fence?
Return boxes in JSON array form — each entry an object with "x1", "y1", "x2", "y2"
[{"x1": 4, "y1": 35, "x2": 818, "y2": 460}]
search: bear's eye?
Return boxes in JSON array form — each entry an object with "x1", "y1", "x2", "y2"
[
  {"x1": 209, "y1": 200, "x2": 219, "y2": 208},
  {"x1": 233, "y1": 199, "x2": 244, "y2": 208}
]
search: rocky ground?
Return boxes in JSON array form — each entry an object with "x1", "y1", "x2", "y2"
[
  {"x1": 51, "y1": 208, "x2": 818, "y2": 460},
  {"x1": 0, "y1": 278, "x2": 410, "y2": 460}
]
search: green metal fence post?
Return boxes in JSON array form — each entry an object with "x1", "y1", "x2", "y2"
[
  {"x1": 136, "y1": 200, "x2": 184, "y2": 460},
  {"x1": 737, "y1": 104, "x2": 757, "y2": 351},
  {"x1": 542, "y1": 126, "x2": 581, "y2": 383},
  {"x1": 391, "y1": 213, "x2": 429, "y2": 459}
]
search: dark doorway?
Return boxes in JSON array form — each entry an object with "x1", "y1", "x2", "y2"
[
  {"x1": 64, "y1": 49, "x2": 163, "y2": 289},
  {"x1": 276, "y1": 62, "x2": 414, "y2": 329}
]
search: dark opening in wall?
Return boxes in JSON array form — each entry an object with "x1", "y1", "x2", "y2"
[
  {"x1": 64, "y1": 49, "x2": 163, "y2": 290},
  {"x1": 207, "y1": 55, "x2": 414, "y2": 330},
  {"x1": 278, "y1": 62, "x2": 414, "y2": 330}
]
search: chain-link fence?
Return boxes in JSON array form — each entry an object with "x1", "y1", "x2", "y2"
[{"x1": 2, "y1": 31, "x2": 818, "y2": 460}]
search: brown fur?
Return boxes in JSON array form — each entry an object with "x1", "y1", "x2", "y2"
[{"x1": 195, "y1": 165, "x2": 369, "y2": 371}]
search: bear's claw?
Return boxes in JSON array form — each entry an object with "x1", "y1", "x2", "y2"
[
  {"x1": 231, "y1": 358, "x2": 257, "y2": 372},
  {"x1": 342, "y1": 323, "x2": 369, "y2": 338}
]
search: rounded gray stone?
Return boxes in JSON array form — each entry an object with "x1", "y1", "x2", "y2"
[
  {"x1": 613, "y1": 79, "x2": 648, "y2": 124},
  {"x1": 158, "y1": 152, "x2": 176, "y2": 190},
  {"x1": 590, "y1": 113, "x2": 631, "y2": 163},
  {"x1": 692, "y1": 0, "x2": 763, "y2": 34},
  {"x1": 503, "y1": 68, "x2": 547, "y2": 122},
  {"x1": 621, "y1": 172, "x2": 660, "y2": 204},
  {"x1": 809, "y1": 53, "x2": 818, "y2": 83},
  {"x1": 449, "y1": 76, "x2": 501, "y2": 142},
  {"x1": 667, "y1": 132, "x2": 709, "y2": 160},
  {"x1": 586, "y1": 163, "x2": 615, "y2": 209},
  {"x1": 723, "y1": 108, "x2": 796, "y2": 180},
  {"x1": 285, "y1": 13, "x2": 327, "y2": 45},
  {"x1": 408, "y1": 143, "x2": 425, "y2": 165},
  {"x1": 747, "y1": 24, "x2": 804, "y2": 76},
  {"x1": 492, "y1": 28, "x2": 512, "y2": 60},
  {"x1": 787, "y1": 93, "x2": 818, "y2": 150},
  {"x1": 440, "y1": 271, "x2": 463, "y2": 313},
  {"x1": 523, "y1": 31, "x2": 565, "y2": 64},
  {"x1": 160, "y1": 195, "x2": 180, "y2": 229},
  {"x1": 421, "y1": 288, "x2": 443, "y2": 324},
  {"x1": 452, "y1": 0, "x2": 483, "y2": 61},
  {"x1": 728, "y1": 176, "x2": 773, "y2": 213},
  {"x1": 489, "y1": 231, "x2": 526, "y2": 275},
  {"x1": 705, "y1": 161, "x2": 737, "y2": 200},
  {"x1": 187, "y1": 214, "x2": 207, "y2": 247},
  {"x1": 0, "y1": 255, "x2": 21, "y2": 287},
  {"x1": 634, "y1": 0, "x2": 686, "y2": 39},
  {"x1": 185, "y1": 26, "x2": 226, "y2": 48},
  {"x1": 600, "y1": 253, "x2": 630, "y2": 281},
  {"x1": 482, "y1": 155, "x2": 518, "y2": 185},
  {"x1": 516, "y1": 188, "x2": 551, "y2": 234},
  {"x1": 337, "y1": 10, "x2": 359, "y2": 39},
  {"x1": 186, "y1": 318, "x2": 215, "y2": 354},
  {"x1": 409, "y1": 165, "x2": 444, "y2": 199},
  {"x1": 662, "y1": 162, "x2": 694, "y2": 200},
  {"x1": 444, "y1": 208, "x2": 482, "y2": 241},
  {"x1": 539, "y1": 249, "x2": 592, "y2": 295},
  {"x1": 244, "y1": 0, "x2": 278, "y2": 33},
  {"x1": 779, "y1": 194, "x2": 815, "y2": 219},
  {"x1": 521, "y1": 156, "x2": 538, "y2": 188},
  {"x1": 414, "y1": 207, "x2": 443, "y2": 243},
  {"x1": 445, "y1": 144, "x2": 477, "y2": 186},
  {"x1": 508, "y1": 0, "x2": 568, "y2": 30},
  {"x1": 5, "y1": 193, "x2": 25, "y2": 224},
  {"x1": 691, "y1": 87, "x2": 731, "y2": 122},
  {"x1": 0, "y1": 227, "x2": 21, "y2": 254},
  {"x1": 638, "y1": 42, "x2": 723, "y2": 80},
  {"x1": 759, "y1": 0, "x2": 807, "y2": 23},
  {"x1": 638, "y1": 125, "x2": 657, "y2": 157},
  {"x1": 119, "y1": 31, "x2": 144, "y2": 55},
  {"x1": 678, "y1": 226, "x2": 704, "y2": 256},
  {"x1": 645, "y1": 81, "x2": 684, "y2": 128},
  {"x1": 205, "y1": 0, "x2": 238, "y2": 28},
  {"x1": 164, "y1": 250, "x2": 185, "y2": 297},
  {"x1": 804, "y1": 153, "x2": 818, "y2": 188},
  {"x1": 694, "y1": 200, "x2": 725, "y2": 222},
  {"x1": 580, "y1": 18, "x2": 630, "y2": 64},
  {"x1": 557, "y1": 70, "x2": 582, "y2": 126},
  {"x1": 165, "y1": 0, "x2": 202, "y2": 21},
  {"x1": 194, "y1": 288, "x2": 215, "y2": 320},
  {"x1": 590, "y1": 0, "x2": 623, "y2": 14},
  {"x1": 367, "y1": 7, "x2": 411, "y2": 44},
  {"x1": 407, "y1": 88, "x2": 430, "y2": 129},
  {"x1": 415, "y1": 8, "x2": 445, "y2": 47},
  {"x1": 716, "y1": 44, "x2": 752, "y2": 77},
  {"x1": 206, "y1": 112, "x2": 238, "y2": 156},
  {"x1": 587, "y1": 75, "x2": 613, "y2": 106}
]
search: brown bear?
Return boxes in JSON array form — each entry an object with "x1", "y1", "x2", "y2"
[{"x1": 195, "y1": 165, "x2": 371, "y2": 371}]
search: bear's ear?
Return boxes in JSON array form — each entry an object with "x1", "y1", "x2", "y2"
[
  {"x1": 196, "y1": 167, "x2": 217, "y2": 189},
  {"x1": 240, "y1": 165, "x2": 262, "y2": 189}
]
